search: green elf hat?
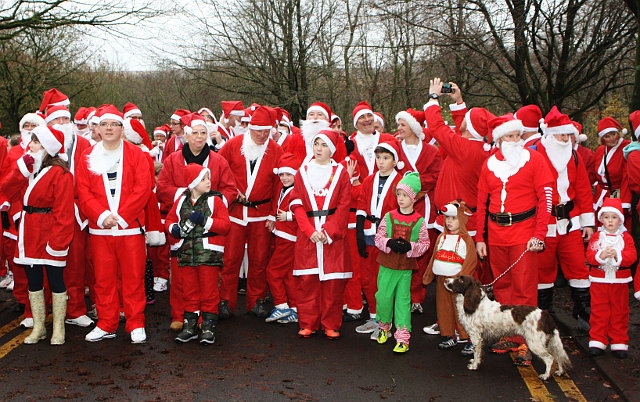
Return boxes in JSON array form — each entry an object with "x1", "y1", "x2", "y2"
[{"x1": 397, "y1": 172, "x2": 421, "y2": 202}]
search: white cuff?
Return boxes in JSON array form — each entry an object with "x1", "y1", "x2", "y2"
[
  {"x1": 449, "y1": 102, "x2": 466, "y2": 111},
  {"x1": 423, "y1": 100, "x2": 439, "y2": 110},
  {"x1": 204, "y1": 217, "x2": 214, "y2": 231},
  {"x1": 97, "y1": 210, "x2": 111, "y2": 229},
  {"x1": 46, "y1": 243, "x2": 68, "y2": 257},
  {"x1": 579, "y1": 212, "x2": 595, "y2": 228}
]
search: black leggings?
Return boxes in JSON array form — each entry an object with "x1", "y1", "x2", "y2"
[{"x1": 24, "y1": 265, "x2": 66, "y2": 293}]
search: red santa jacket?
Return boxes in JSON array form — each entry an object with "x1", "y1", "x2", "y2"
[
  {"x1": 476, "y1": 148, "x2": 553, "y2": 246},
  {"x1": 0, "y1": 144, "x2": 28, "y2": 239},
  {"x1": 271, "y1": 184, "x2": 298, "y2": 242},
  {"x1": 593, "y1": 139, "x2": 630, "y2": 209},
  {"x1": 76, "y1": 140, "x2": 152, "y2": 236},
  {"x1": 356, "y1": 169, "x2": 402, "y2": 236},
  {"x1": 576, "y1": 145, "x2": 597, "y2": 187},
  {"x1": 290, "y1": 161, "x2": 352, "y2": 280},
  {"x1": 535, "y1": 141, "x2": 595, "y2": 235},
  {"x1": 68, "y1": 134, "x2": 92, "y2": 229},
  {"x1": 218, "y1": 135, "x2": 283, "y2": 225},
  {"x1": 348, "y1": 132, "x2": 397, "y2": 181},
  {"x1": 622, "y1": 143, "x2": 640, "y2": 214},
  {"x1": 586, "y1": 229, "x2": 637, "y2": 284},
  {"x1": 162, "y1": 135, "x2": 185, "y2": 162},
  {"x1": 157, "y1": 147, "x2": 237, "y2": 215}
]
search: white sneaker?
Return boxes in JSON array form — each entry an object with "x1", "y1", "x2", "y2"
[
  {"x1": 422, "y1": 323, "x2": 440, "y2": 335},
  {"x1": 130, "y1": 327, "x2": 147, "y2": 344},
  {"x1": 65, "y1": 315, "x2": 95, "y2": 327},
  {"x1": 0, "y1": 272, "x2": 13, "y2": 288},
  {"x1": 153, "y1": 278, "x2": 168, "y2": 292},
  {"x1": 369, "y1": 328, "x2": 380, "y2": 341},
  {"x1": 20, "y1": 317, "x2": 34, "y2": 328},
  {"x1": 355, "y1": 318, "x2": 378, "y2": 334},
  {"x1": 85, "y1": 327, "x2": 116, "y2": 342}
]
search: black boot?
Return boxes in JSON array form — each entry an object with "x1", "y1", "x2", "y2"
[
  {"x1": 144, "y1": 259, "x2": 155, "y2": 305},
  {"x1": 537, "y1": 287, "x2": 554, "y2": 313},
  {"x1": 200, "y1": 312, "x2": 217, "y2": 345},
  {"x1": 570, "y1": 287, "x2": 591, "y2": 332},
  {"x1": 175, "y1": 312, "x2": 198, "y2": 343},
  {"x1": 250, "y1": 299, "x2": 269, "y2": 318}
]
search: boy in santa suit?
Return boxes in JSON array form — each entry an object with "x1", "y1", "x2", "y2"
[
  {"x1": 593, "y1": 117, "x2": 630, "y2": 211},
  {"x1": 291, "y1": 129, "x2": 352, "y2": 339},
  {"x1": 292, "y1": 102, "x2": 347, "y2": 165},
  {"x1": 585, "y1": 198, "x2": 638, "y2": 358},
  {"x1": 353, "y1": 140, "x2": 404, "y2": 339},
  {"x1": 166, "y1": 164, "x2": 231, "y2": 344},
  {"x1": 218, "y1": 105, "x2": 283, "y2": 318},
  {"x1": 514, "y1": 104, "x2": 543, "y2": 148},
  {"x1": 76, "y1": 104, "x2": 152, "y2": 344},
  {"x1": 264, "y1": 153, "x2": 302, "y2": 323}
]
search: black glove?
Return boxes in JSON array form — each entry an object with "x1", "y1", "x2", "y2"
[
  {"x1": 355, "y1": 215, "x2": 368, "y2": 258},
  {"x1": 388, "y1": 238, "x2": 411, "y2": 254},
  {"x1": 188, "y1": 211, "x2": 205, "y2": 226},
  {"x1": 170, "y1": 225, "x2": 182, "y2": 239}
]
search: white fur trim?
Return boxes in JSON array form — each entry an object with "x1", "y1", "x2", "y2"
[
  {"x1": 98, "y1": 113, "x2": 123, "y2": 123},
  {"x1": 448, "y1": 102, "x2": 466, "y2": 111},
  {"x1": 189, "y1": 119, "x2": 207, "y2": 129},
  {"x1": 230, "y1": 110, "x2": 245, "y2": 116},
  {"x1": 375, "y1": 142, "x2": 399, "y2": 163},
  {"x1": 46, "y1": 243, "x2": 68, "y2": 257},
  {"x1": 123, "y1": 120, "x2": 143, "y2": 144},
  {"x1": 145, "y1": 231, "x2": 166, "y2": 246},
  {"x1": 313, "y1": 133, "x2": 336, "y2": 156},
  {"x1": 464, "y1": 111, "x2": 483, "y2": 140},
  {"x1": 395, "y1": 111, "x2": 424, "y2": 140},
  {"x1": 248, "y1": 124, "x2": 272, "y2": 130},
  {"x1": 598, "y1": 206, "x2": 624, "y2": 223},
  {"x1": 123, "y1": 108, "x2": 142, "y2": 119},
  {"x1": 275, "y1": 167, "x2": 296, "y2": 175},
  {"x1": 45, "y1": 109, "x2": 70, "y2": 123},
  {"x1": 306, "y1": 105, "x2": 329, "y2": 120},
  {"x1": 598, "y1": 127, "x2": 617, "y2": 138},
  {"x1": 19, "y1": 113, "x2": 46, "y2": 130},
  {"x1": 353, "y1": 108, "x2": 373, "y2": 128},
  {"x1": 492, "y1": 119, "x2": 524, "y2": 141},
  {"x1": 32, "y1": 126, "x2": 63, "y2": 157},
  {"x1": 17, "y1": 157, "x2": 32, "y2": 177},
  {"x1": 543, "y1": 124, "x2": 578, "y2": 137},
  {"x1": 579, "y1": 212, "x2": 596, "y2": 228},
  {"x1": 423, "y1": 100, "x2": 439, "y2": 110},
  {"x1": 188, "y1": 167, "x2": 210, "y2": 190}
]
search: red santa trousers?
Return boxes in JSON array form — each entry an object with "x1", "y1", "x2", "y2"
[
  {"x1": 360, "y1": 245, "x2": 380, "y2": 316},
  {"x1": 3, "y1": 237, "x2": 27, "y2": 306},
  {"x1": 148, "y1": 242, "x2": 170, "y2": 280},
  {"x1": 538, "y1": 230, "x2": 588, "y2": 286},
  {"x1": 220, "y1": 220, "x2": 272, "y2": 312},
  {"x1": 296, "y1": 275, "x2": 346, "y2": 331},
  {"x1": 266, "y1": 237, "x2": 297, "y2": 307},
  {"x1": 182, "y1": 265, "x2": 220, "y2": 313},
  {"x1": 64, "y1": 225, "x2": 88, "y2": 319},
  {"x1": 489, "y1": 243, "x2": 538, "y2": 306},
  {"x1": 589, "y1": 281, "x2": 630, "y2": 347},
  {"x1": 342, "y1": 230, "x2": 363, "y2": 313},
  {"x1": 90, "y1": 234, "x2": 146, "y2": 333},
  {"x1": 169, "y1": 256, "x2": 184, "y2": 322}
]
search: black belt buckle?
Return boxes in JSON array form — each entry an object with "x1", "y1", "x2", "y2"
[
  {"x1": 554, "y1": 204, "x2": 567, "y2": 219},
  {"x1": 495, "y1": 212, "x2": 512, "y2": 227}
]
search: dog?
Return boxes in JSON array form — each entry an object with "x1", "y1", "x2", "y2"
[{"x1": 444, "y1": 275, "x2": 571, "y2": 380}]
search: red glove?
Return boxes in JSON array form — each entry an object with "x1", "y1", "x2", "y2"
[{"x1": 22, "y1": 154, "x2": 35, "y2": 169}]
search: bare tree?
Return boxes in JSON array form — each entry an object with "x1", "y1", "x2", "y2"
[{"x1": 625, "y1": 0, "x2": 640, "y2": 111}]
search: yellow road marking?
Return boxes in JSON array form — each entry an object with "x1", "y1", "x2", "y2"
[
  {"x1": 0, "y1": 318, "x2": 21, "y2": 337},
  {"x1": 554, "y1": 371, "x2": 587, "y2": 402},
  {"x1": 0, "y1": 330, "x2": 29, "y2": 359}
]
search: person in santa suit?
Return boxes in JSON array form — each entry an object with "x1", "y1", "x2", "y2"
[
  {"x1": 395, "y1": 108, "x2": 442, "y2": 313},
  {"x1": 291, "y1": 102, "x2": 347, "y2": 165},
  {"x1": 593, "y1": 117, "x2": 630, "y2": 211},
  {"x1": 514, "y1": 104, "x2": 543, "y2": 149},
  {"x1": 73, "y1": 107, "x2": 92, "y2": 140},
  {"x1": 157, "y1": 112, "x2": 236, "y2": 330},
  {"x1": 475, "y1": 113, "x2": 553, "y2": 366},
  {"x1": 290, "y1": 129, "x2": 352, "y2": 339},
  {"x1": 271, "y1": 108, "x2": 304, "y2": 157},
  {"x1": 218, "y1": 105, "x2": 283, "y2": 318},
  {"x1": 622, "y1": 111, "x2": 640, "y2": 249},
  {"x1": 162, "y1": 109, "x2": 191, "y2": 162},
  {"x1": 37, "y1": 88, "x2": 69, "y2": 116},
  {"x1": 572, "y1": 121, "x2": 597, "y2": 187},
  {"x1": 149, "y1": 125, "x2": 170, "y2": 163},
  {"x1": 122, "y1": 102, "x2": 144, "y2": 124},
  {"x1": 3, "y1": 125, "x2": 74, "y2": 345},
  {"x1": 217, "y1": 100, "x2": 246, "y2": 141},
  {"x1": 0, "y1": 112, "x2": 47, "y2": 328},
  {"x1": 75, "y1": 104, "x2": 152, "y2": 344},
  {"x1": 535, "y1": 106, "x2": 595, "y2": 333},
  {"x1": 585, "y1": 198, "x2": 637, "y2": 359}
]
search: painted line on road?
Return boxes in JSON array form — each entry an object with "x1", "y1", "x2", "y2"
[
  {"x1": 0, "y1": 330, "x2": 29, "y2": 359},
  {"x1": 0, "y1": 317, "x2": 21, "y2": 337},
  {"x1": 553, "y1": 372, "x2": 587, "y2": 402}
]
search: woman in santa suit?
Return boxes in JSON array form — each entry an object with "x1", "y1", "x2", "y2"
[
  {"x1": 290, "y1": 129, "x2": 352, "y2": 340},
  {"x1": 593, "y1": 117, "x2": 630, "y2": 211},
  {"x1": 3, "y1": 125, "x2": 74, "y2": 345}
]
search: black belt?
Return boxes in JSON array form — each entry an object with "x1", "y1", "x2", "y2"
[
  {"x1": 489, "y1": 207, "x2": 536, "y2": 227},
  {"x1": 239, "y1": 198, "x2": 271, "y2": 208},
  {"x1": 590, "y1": 265, "x2": 630, "y2": 271},
  {"x1": 307, "y1": 208, "x2": 336, "y2": 218},
  {"x1": 365, "y1": 215, "x2": 381, "y2": 225},
  {"x1": 349, "y1": 208, "x2": 357, "y2": 213},
  {"x1": 23, "y1": 206, "x2": 52, "y2": 214},
  {"x1": 551, "y1": 200, "x2": 574, "y2": 220}
]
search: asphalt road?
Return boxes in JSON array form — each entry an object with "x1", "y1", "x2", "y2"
[{"x1": 0, "y1": 284, "x2": 621, "y2": 401}]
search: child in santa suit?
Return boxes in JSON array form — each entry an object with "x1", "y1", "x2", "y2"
[
  {"x1": 585, "y1": 198, "x2": 638, "y2": 358},
  {"x1": 166, "y1": 164, "x2": 231, "y2": 344},
  {"x1": 290, "y1": 129, "x2": 352, "y2": 339},
  {"x1": 353, "y1": 140, "x2": 404, "y2": 339},
  {"x1": 423, "y1": 200, "x2": 477, "y2": 355},
  {"x1": 374, "y1": 173, "x2": 430, "y2": 353},
  {"x1": 264, "y1": 153, "x2": 302, "y2": 324}
]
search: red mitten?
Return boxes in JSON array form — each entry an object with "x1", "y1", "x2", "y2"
[{"x1": 22, "y1": 153, "x2": 35, "y2": 169}]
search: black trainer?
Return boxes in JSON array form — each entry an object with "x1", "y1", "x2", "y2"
[
  {"x1": 218, "y1": 300, "x2": 232, "y2": 319},
  {"x1": 250, "y1": 299, "x2": 269, "y2": 318}
]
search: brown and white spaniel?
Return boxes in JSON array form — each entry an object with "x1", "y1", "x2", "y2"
[{"x1": 444, "y1": 275, "x2": 571, "y2": 380}]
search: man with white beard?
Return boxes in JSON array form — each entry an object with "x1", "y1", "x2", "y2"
[
  {"x1": 534, "y1": 106, "x2": 595, "y2": 332},
  {"x1": 294, "y1": 102, "x2": 347, "y2": 164},
  {"x1": 475, "y1": 113, "x2": 553, "y2": 366}
]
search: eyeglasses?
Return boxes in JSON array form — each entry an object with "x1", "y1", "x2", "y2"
[
  {"x1": 99, "y1": 122, "x2": 123, "y2": 128},
  {"x1": 190, "y1": 131, "x2": 208, "y2": 137},
  {"x1": 169, "y1": 122, "x2": 181, "y2": 126},
  {"x1": 129, "y1": 116, "x2": 143, "y2": 121}
]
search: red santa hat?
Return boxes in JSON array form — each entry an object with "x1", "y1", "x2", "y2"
[
  {"x1": 273, "y1": 152, "x2": 301, "y2": 175},
  {"x1": 572, "y1": 121, "x2": 589, "y2": 144},
  {"x1": 464, "y1": 107, "x2": 496, "y2": 141},
  {"x1": 514, "y1": 104, "x2": 542, "y2": 133},
  {"x1": 629, "y1": 110, "x2": 640, "y2": 140},
  {"x1": 373, "y1": 112, "x2": 385, "y2": 129},
  {"x1": 197, "y1": 107, "x2": 218, "y2": 124},
  {"x1": 45, "y1": 105, "x2": 71, "y2": 124},
  {"x1": 395, "y1": 108, "x2": 426, "y2": 140},
  {"x1": 96, "y1": 104, "x2": 124, "y2": 123},
  {"x1": 184, "y1": 163, "x2": 210, "y2": 191},
  {"x1": 74, "y1": 107, "x2": 90, "y2": 125},
  {"x1": 278, "y1": 108, "x2": 293, "y2": 127},
  {"x1": 488, "y1": 113, "x2": 524, "y2": 142},
  {"x1": 221, "y1": 101, "x2": 245, "y2": 118},
  {"x1": 540, "y1": 106, "x2": 578, "y2": 137},
  {"x1": 376, "y1": 140, "x2": 405, "y2": 170},
  {"x1": 124, "y1": 118, "x2": 153, "y2": 149},
  {"x1": 598, "y1": 197, "x2": 624, "y2": 224},
  {"x1": 87, "y1": 108, "x2": 99, "y2": 125},
  {"x1": 153, "y1": 125, "x2": 169, "y2": 138},
  {"x1": 312, "y1": 129, "x2": 339, "y2": 156},
  {"x1": 248, "y1": 106, "x2": 276, "y2": 130},
  {"x1": 352, "y1": 101, "x2": 374, "y2": 128},
  {"x1": 122, "y1": 102, "x2": 142, "y2": 119},
  {"x1": 597, "y1": 116, "x2": 627, "y2": 138},
  {"x1": 179, "y1": 113, "x2": 207, "y2": 135},
  {"x1": 39, "y1": 88, "x2": 69, "y2": 113},
  {"x1": 240, "y1": 109, "x2": 251, "y2": 123},
  {"x1": 19, "y1": 113, "x2": 46, "y2": 131},
  {"x1": 32, "y1": 125, "x2": 68, "y2": 161},
  {"x1": 306, "y1": 101, "x2": 332, "y2": 121},
  {"x1": 170, "y1": 109, "x2": 190, "y2": 122}
]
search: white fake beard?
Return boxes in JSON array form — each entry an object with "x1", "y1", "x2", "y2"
[
  {"x1": 29, "y1": 149, "x2": 46, "y2": 174},
  {"x1": 542, "y1": 135, "x2": 572, "y2": 173},
  {"x1": 500, "y1": 140, "x2": 525, "y2": 168},
  {"x1": 241, "y1": 132, "x2": 268, "y2": 161},
  {"x1": 19, "y1": 129, "x2": 32, "y2": 149},
  {"x1": 53, "y1": 123, "x2": 75, "y2": 151},
  {"x1": 301, "y1": 119, "x2": 330, "y2": 145},
  {"x1": 75, "y1": 127, "x2": 90, "y2": 137},
  {"x1": 234, "y1": 126, "x2": 248, "y2": 136},
  {"x1": 87, "y1": 142, "x2": 121, "y2": 175}
]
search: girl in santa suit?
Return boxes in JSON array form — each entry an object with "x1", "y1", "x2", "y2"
[
  {"x1": 3, "y1": 125, "x2": 74, "y2": 345},
  {"x1": 593, "y1": 117, "x2": 630, "y2": 211},
  {"x1": 290, "y1": 129, "x2": 352, "y2": 339}
]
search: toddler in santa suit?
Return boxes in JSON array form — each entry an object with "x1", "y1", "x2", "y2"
[
  {"x1": 585, "y1": 198, "x2": 638, "y2": 359},
  {"x1": 166, "y1": 164, "x2": 231, "y2": 344},
  {"x1": 374, "y1": 172, "x2": 430, "y2": 353}
]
